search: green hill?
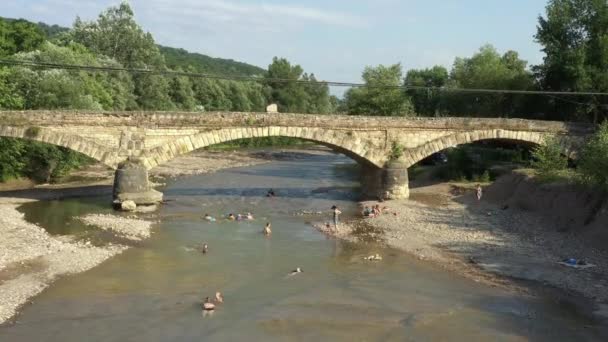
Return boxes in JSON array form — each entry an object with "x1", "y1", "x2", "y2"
[
  {"x1": 1, "y1": 16, "x2": 265, "y2": 77},
  {"x1": 159, "y1": 46, "x2": 265, "y2": 76}
]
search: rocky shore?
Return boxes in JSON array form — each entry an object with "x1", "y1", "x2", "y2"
[
  {"x1": 0, "y1": 199, "x2": 127, "y2": 324},
  {"x1": 319, "y1": 182, "x2": 608, "y2": 321}
]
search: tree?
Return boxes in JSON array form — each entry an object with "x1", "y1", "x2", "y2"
[
  {"x1": 531, "y1": 136, "x2": 568, "y2": 180},
  {"x1": 405, "y1": 66, "x2": 449, "y2": 116},
  {"x1": 70, "y1": 1, "x2": 172, "y2": 109},
  {"x1": 344, "y1": 64, "x2": 414, "y2": 116},
  {"x1": 264, "y1": 57, "x2": 331, "y2": 113},
  {"x1": 169, "y1": 68, "x2": 196, "y2": 110},
  {"x1": 447, "y1": 45, "x2": 534, "y2": 117},
  {"x1": 0, "y1": 18, "x2": 45, "y2": 57},
  {"x1": 8, "y1": 42, "x2": 136, "y2": 110},
  {"x1": 535, "y1": 0, "x2": 608, "y2": 123},
  {"x1": 70, "y1": 2, "x2": 163, "y2": 68}
]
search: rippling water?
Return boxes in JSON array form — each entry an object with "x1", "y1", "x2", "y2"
[{"x1": 1, "y1": 151, "x2": 603, "y2": 341}]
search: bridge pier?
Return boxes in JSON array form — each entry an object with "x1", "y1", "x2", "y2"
[
  {"x1": 112, "y1": 158, "x2": 163, "y2": 210},
  {"x1": 360, "y1": 161, "x2": 409, "y2": 200}
]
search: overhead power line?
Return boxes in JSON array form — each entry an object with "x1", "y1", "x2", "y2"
[{"x1": 1, "y1": 58, "x2": 608, "y2": 97}]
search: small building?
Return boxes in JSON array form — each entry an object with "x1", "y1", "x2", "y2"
[{"x1": 266, "y1": 104, "x2": 278, "y2": 113}]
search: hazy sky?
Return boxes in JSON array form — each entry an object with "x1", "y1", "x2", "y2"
[{"x1": 3, "y1": 0, "x2": 549, "y2": 84}]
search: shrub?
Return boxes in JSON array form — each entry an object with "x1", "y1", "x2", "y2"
[
  {"x1": 389, "y1": 141, "x2": 404, "y2": 160},
  {"x1": 578, "y1": 122, "x2": 608, "y2": 188},
  {"x1": 531, "y1": 136, "x2": 567, "y2": 180}
]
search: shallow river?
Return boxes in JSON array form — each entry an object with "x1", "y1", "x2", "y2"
[{"x1": 0, "y1": 151, "x2": 603, "y2": 341}]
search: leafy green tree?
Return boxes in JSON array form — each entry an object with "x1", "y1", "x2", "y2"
[
  {"x1": 264, "y1": 57, "x2": 331, "y2": 113},
  {"x1": 0, "y1": 18, "x2": 45, "y2": 57},
  {"x1": 9, "y1": 42, "x2": 136, "y2": 110},
  {"x1": 169, "y1": 68, "x2": 196, "y2": 110},
  {"x1": 265, "y1": 57, "x2": 310, "y2": 113},
  {"x1": 345, "y1": 64, "x2": 414, "y2": 116},
  {"x1": 578, "y1": 122, "x2": 608, "y2": 188},
  {"x1": 535, "y1": 0, "x2": 608, "y2": 123},
  {"x1": 71, "y1": 2, "x2": 163, "y2": 68},
  {"x1": 531, "y1": 136, "x2": 568, "y2": 179},
  {"x1": 70, "y1": 2, "x2": 172, "y2": 109},
  {"x1": 447, "y1": 45, "x2": 534, "y2": 117},
  {"x1": 405, "y1": 66, "x2": 449, "y2": 116}
]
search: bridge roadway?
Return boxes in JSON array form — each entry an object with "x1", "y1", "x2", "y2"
[{"x1": 0, "y1": 111, "x2": 593, "y2": 208}]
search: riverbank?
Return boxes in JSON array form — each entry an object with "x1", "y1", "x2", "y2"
[
  {"x1": 323, "y1": 181, "x2": 608, "y2": 322},
  {"x1": 0, "y1": 198, "x2": 129, "y2": 324}
]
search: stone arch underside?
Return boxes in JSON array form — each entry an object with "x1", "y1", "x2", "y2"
[
  {"x1": 401, "y1": 129, "x2": 565, "y2": 168},
  {"x1": 0, "y1": 125, "x2": 119, "y2": 169},
  {"x1": 142, "y1": 127, "x2": 385, "y2": 170}
]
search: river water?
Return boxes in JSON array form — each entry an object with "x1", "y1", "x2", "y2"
[{"x1": 0, "y1": 151, "x2": 603, "y2": 341}]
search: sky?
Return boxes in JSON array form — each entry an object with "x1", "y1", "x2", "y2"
[{"x1": 2, "y1": 0, "x2": 549, "y2": 87}]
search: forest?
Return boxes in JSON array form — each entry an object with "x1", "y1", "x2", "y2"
[{"x1": 0, "y1": 0, "x2": 607, "y2": 183}]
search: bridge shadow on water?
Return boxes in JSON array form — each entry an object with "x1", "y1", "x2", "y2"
[
  {"x1": 163, "y1": 186, "x2": 361, "y2": 201},
  {"x1": 0, "y1": 185, "x2": 112, "y2": 201}
]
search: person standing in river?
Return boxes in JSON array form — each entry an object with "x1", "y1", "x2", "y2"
[
  {"x1": 476, "y1": 184, "x2": 483, "y2": 202},
  {"x1": 263, "y1": 222, "x2": 272, "y2": 236},
  {"x1": 331, "y1": 205, "x2": 341, "y2": 230}
]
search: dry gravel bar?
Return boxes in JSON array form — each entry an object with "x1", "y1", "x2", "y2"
[
  {"x1": 79, "y1": 214, "x2": 155, "y2": 241},
  {"x1": 0, "y1": 199, "x2": 127, "y2": 324}
]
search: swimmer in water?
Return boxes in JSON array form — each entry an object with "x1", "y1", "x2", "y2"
[
  {"x1": 227, "y1": 213, "x2": 236, "y2": 221},
  {"x1": 202, "y1": 297, "x2": 215, "y2": 311},
  {"x1": 266, "y1": 189, "x2": 276, "y2": 197},
  {"x1": 203, "y1": 214, "x2": 216, "y2": 222},
  {"x1": 288, "y1": 267, "x2": 303, "y2": 276},
  {"x1": 246, "y1": 212, "x2": 254, "y2": 220},
  {"x1": 263, "y1": 222, "x2": 272, "y2": 236},
  {"x1": 202, "y1": 243, "x2": 208, "y2": 254},
  {"x1": 214, "y1": 292, "x2": 224, "y2": 304}
]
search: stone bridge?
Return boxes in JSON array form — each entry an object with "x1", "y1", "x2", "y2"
[{"x1": 0, "y1": 111, "x2": 593, "y2": 207}]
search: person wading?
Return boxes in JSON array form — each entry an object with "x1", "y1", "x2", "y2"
[{"x1": 331, "y1": 205, "x2": 342, "y2": 230}]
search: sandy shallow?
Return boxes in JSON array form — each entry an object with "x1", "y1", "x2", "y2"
[
  {"x1": 318, "y1": 183, "x2": 608, "y2": 320},
  {"x1": 0, "y1": 148, "x2": 277, "y2": 325},
  {"x1": 0, "y1": 199, "x2": 127, "y2": 324}
]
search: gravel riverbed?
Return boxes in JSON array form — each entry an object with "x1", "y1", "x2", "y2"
[
  {"x1": 319, "y1": 183, "x2": 608, "y2": 321},
  {"x1": 79, "y1": 214, "x2": 155, "y2": 241},
  {"x1": 0, "y1": 199, "x2": 127, "y2": 324}
]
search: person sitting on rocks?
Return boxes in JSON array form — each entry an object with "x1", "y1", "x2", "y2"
[{"x1": 362, "y1": 206, "x2": 373, "y2": 217}]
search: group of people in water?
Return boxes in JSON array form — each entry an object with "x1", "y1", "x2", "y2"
[
  {"x1": 203, "y1": 212, "x2": 255, "y2": 222},
  {"x1": 362, "y1": 204, "x2": 388, "y2": 218},
  {"x1": 199, "y1": 189, "x2": 304, "y2": 312}
]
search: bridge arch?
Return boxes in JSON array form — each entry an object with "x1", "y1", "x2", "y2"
[
  {"x1": 141, "y1": 126, "x2": 385, "y2": 170},
  {"x1": 400, "y1": 129, "x2": 567, "y2": 168},
  {"x1": 0, "y1": 125, "x2": 119, "y2": 169}
]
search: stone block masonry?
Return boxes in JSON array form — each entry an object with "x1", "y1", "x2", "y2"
[{"x1": 0, "y1": 111, "x2": 594, "y2": 204}]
